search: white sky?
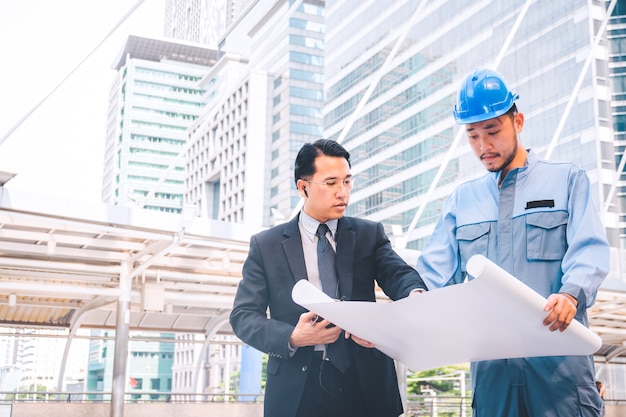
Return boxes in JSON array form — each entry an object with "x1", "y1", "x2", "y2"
[{"x1": 0, "y1": 0, "x2": 165, "y2": 202}]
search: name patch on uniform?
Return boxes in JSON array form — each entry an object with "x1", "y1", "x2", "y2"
[{"x1": 525, "y1": 199, "x2": 555, "y2": 209}]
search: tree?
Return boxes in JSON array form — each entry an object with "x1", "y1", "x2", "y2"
[
  {"x1": 14, "y1": 383, "x2": 48, "y2": 401},
  {"x1": 407, "y1": 364, "x2": 471, "y2": 397}
]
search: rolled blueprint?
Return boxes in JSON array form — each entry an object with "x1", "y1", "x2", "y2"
[{"x1": 292, "y1": 254, "x2": 602, "y2": 371}]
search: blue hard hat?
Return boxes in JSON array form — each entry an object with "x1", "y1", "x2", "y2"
[{"x1": 453, "y1": 68, "x2": 519, "y2": 124}]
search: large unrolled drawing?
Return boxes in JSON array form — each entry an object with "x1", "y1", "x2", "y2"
[{"x1": 292, "y1": 254, "x2": 602, "y2": 372}]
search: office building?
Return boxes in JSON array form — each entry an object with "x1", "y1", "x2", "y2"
[
  {"x1": 164, "y1": 0, "x2": 255, "y2": 46},
  {"x1": 609, "y1": 0, "x2": 626, "y2": 247},
  {"x1": 87, "y1": 330, "x2": 174, "y2": 400},
  {"x1": 0, "y1": 329, "x2": 89, "y2": 392},
  {"x1": 171, "y1": 333, "x2": 205, "y2": 398},
  {"x1": 600, "y1": 0, "x2": 626, "y2": 398},
  {"x1": 185, "y1": 0, "x2": 325, "y2": 226},
  {"x1": 101, "y1": 35, "x2": 218, "y2": 213},
  {"x1": 324, "y1": 0, "x2": 621, "y2": 260}
]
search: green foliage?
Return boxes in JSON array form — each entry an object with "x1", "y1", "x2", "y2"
[
  {"x1": 261, "y1": 353, "x2": 267, "y2": 391},
  {"x1": 16, "y1": 383, "x2": 48, "y2": 400},
  {"x1": 407, "y1": 364, "x2": 471, "y2": 397},
  {"x1": 230, "y1": 369, "x2": 240, "y2": 392}
]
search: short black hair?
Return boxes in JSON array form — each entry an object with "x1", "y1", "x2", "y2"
[
  {"x1": 504, "y1": 103, "x2": 518, "y2": 119},
  {"x1": 294, "y1": 139, "x2": 351, "y2": 186}
]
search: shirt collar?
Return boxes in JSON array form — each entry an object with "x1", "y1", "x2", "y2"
[{"x1": 299, "y1": 211, "x2": 338, "y2": 241}]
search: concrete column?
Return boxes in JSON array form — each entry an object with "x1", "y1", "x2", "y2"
[
  {"x1": 111, "y1": 261, "x2": 132, "y2": 417},
  {"x1": 238, "y1": 345, "x2": 262, "y2": 401}
]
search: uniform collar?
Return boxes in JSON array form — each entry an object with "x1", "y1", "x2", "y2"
[{"x1": 494, "y1": 148, "x2": 534, "y2": 185}]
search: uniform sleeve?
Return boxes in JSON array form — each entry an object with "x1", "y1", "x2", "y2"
[
  {"x1": 415, "y1": 191, "x2": 464, "y2": 290},
  {"x1": 560, "y1": 168, "x2": 610, "y2": 307}
]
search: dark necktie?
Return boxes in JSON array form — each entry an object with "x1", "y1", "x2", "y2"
[
  {"x1": 316, "y1": 223, "x2": 338, "y2": 298},
  {"x1": 316, "y1": 223, "x2": 351, "y2": 372}
]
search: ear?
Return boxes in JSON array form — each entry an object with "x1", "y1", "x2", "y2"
[
  {"x1": 514, "y1": 112, "x2": 524, "y2": 133},
  {"x1": 297, "y1": 179, "x2": 308, "y2": 198}
]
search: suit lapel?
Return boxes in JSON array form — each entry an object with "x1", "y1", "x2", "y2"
[
  {"x1": 282, "y1": 215, "x2": 308, "y2": 283},
  {"x1": 335, "y1": 217, "x2": 355, "y2": 299}
]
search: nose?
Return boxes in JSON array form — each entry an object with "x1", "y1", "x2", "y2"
[
  {"x1": 475, "y1": 134, "x2": 491, "y2": 152},
  {"x1": 336, "y1": 181, "x2": 349, "y2": 196}
]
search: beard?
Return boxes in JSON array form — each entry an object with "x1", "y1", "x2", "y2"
[{"x1": 485, "y1": 134, "x2": 519, "y2": 173}]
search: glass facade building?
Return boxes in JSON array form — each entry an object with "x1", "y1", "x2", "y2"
[
  {"x1": 610, "y1": 0, "x2": 626, "y2": 247},
  {"x1": 87, "y1": 330, "x2": 174, "y2": 400},
  {"x1": 101, "y1": 36, "x2": 217, "y2": 214},
  {"x1": 164, "y1": 0, "x2": 255, "y2": 46},
  {"x1": 324, "y1": 0, "x2": 620, "y2": 261}
]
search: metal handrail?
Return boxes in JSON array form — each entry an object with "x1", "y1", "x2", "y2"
[{"x1": 0, "y1": 390, "x2": 263, "y2": 403}]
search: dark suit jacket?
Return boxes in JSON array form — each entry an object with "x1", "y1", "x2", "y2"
[{"x1": 230, "y1": 214, "x2": 427, "y2": 417}]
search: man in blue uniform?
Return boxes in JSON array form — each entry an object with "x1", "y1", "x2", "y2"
[{"x1": 416, "y1": 68, "x2": 609, "y2": 416}]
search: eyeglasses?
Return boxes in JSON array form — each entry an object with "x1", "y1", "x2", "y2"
[{"x1": 304, "y1": 178, "x2": 355, "y2": 190}]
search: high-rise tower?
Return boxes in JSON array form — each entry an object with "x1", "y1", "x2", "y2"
[
  {"x1": 101, "y1": 35, "x2": 218, "y2": 213},
  {"x1": 185, "y1": 0, "x2": 325, "y2": 226},
  {"x1": 324, "y1": 0, "x2": 620, "y2": 260}
]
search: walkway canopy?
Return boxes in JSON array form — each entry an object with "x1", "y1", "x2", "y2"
[
  {"x1": 0, "y1": 184, "x2": 626, "y2": 364},
  {"x1": 0, "y1": 186, "x2": 256, "y2": 334}
]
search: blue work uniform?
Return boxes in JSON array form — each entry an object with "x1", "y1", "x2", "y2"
[{"x1": 416, "y1": 151, "x2": 609, "y2": 417}]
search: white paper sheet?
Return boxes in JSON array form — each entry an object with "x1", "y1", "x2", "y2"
[{"x1": 292, "y1": 254, "x2": 602, "y2": 372}]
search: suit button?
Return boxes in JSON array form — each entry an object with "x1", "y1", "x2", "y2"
[{"x1": 302, "y1": 365, "x2": 308, "y2": 372}]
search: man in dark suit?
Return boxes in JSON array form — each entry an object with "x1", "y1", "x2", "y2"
[{"x1": 230, "y1": 139, "x2": 427, "y2": 417}]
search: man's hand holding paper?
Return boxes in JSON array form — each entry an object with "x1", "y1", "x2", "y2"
[{"x1": 292, "y1": 254, "x2": 602, "y2": 372}]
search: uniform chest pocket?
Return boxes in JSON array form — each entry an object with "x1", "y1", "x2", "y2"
[
  {"x1": 457, "y1": 222, "x2": 491, "y2": 272},
  {"x1": 525, "y1": 211, "x2": 568, "y2": 260}
]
